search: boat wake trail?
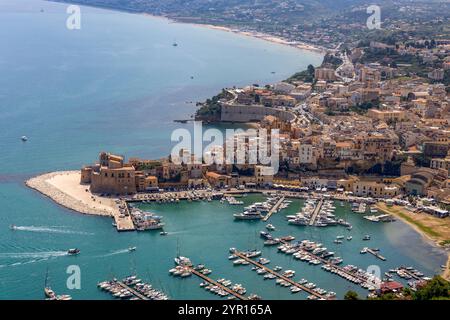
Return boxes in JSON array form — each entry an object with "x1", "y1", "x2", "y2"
[
  {"x1": 97, "y1": 249, "x2": 130, "y2": 258},
  {"x1": 0, "y1": 251, "x2": 68, "y2": 268},
  {"x1": 0, "y1": 251, "x2": 68, "y2": 259},
  {"x1": 11, "y1": 226, "x2": 93, "y2": 235}
]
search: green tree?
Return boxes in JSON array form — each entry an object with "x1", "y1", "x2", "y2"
[
  {"x1": 414, "y1": 276, "x2": 450, "y2": 300},
  {"x1": 344, "y1": 290, "x2": 359, "y2": 300}
]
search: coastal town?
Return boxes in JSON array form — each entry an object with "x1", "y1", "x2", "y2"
[
  {"x1": 9, "y1": 0, "x2": 449, "y2": 303},
  {"x1": 26, "y1": 30, "x2": 450, "y2": 300}
]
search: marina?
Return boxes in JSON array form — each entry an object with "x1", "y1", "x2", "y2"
[
  {"x1": 98, "y1": 276, "x2": 169, "y2": 300},
  {"x1": 308, "y1": 199, "x2": 324, "y2": 226},
  {"x1": 2, "y1": 192, "x2": 447, "y2": 300},
  {"x1": 262, "y1": 196, "x2": 286, "y2": 222},
  {"x1": 231, "y1": 249, "x2": 330, "y2": 299},
  {"x1": 272, "y1": 237, "x2": 385, "y2": 290},
  {"x1": 170, "y1": 256, "x2": 249, "y2": 300}
]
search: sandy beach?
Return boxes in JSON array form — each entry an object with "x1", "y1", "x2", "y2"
[
  {"x1": 26, "y1": 171, "x2": 117, "y2": 216},
  {"x1": 377, "y1": 203, "x2": 450, "y2": 280},
  {"x1": 198, "y1": 24, "x2": 326, "y2": 53},
  {"x1": 141, "y1": 13, "x2": 326, "y2": 54}
]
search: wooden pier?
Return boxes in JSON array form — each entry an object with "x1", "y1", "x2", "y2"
[
  {"x1": 233, "y1": 251, "x2": 327, "y2": 299},
  {"x1": 308, "y1": 199, "x2": 324, "y2": 226},
  {"x1": 367, "y1": 249, "x2": 386, "y2": 261},
  {"x1": 187, "y1": 267, "x2": 247, "y2": 300},
  {"x1": 262, "y1": 196, "x2": 285, "y2": 222},
  {"x1": 116, "y1": 280, "x2": 149, "y2": 300}
]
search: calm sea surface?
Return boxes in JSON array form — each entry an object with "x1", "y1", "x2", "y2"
[{"x1": 0, "y1": 0, "x2": 445, "y2": 300}]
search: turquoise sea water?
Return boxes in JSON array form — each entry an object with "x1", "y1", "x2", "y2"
[{"x1": 0, "y1": 0, "x2": 446, "y2": 300}]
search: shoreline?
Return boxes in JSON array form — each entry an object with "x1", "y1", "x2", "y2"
[
  {"x1": 376, "y1": 203, "x2": 450, "y2": 281},
  {"x1": 26, "y1": 171, "x2": 116, "y2": 217},
  {"x1": 141, "y1": 13, "x2": 326, "y2": 54},
  {"x1": 48, "y1": 1, "x2": 325, "y2": 55}
]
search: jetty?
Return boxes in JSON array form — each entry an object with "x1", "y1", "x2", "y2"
[
  {"x1": 113, "y1": 201, "x2": 135, "y2": 232},
  {"x1": 367, "y1": 248, "x2": 386, "y2": 261},
  {"x1": 398, "y1": 267, "x2": 421, "y2": 280},
  {"x1": 187, "y1": 267, "x2": 247, "y2": 300},
  {"x1": 277, "y1": 239, "x2": 377, "y2": 286},
  {"x1": 116, "y1": 280, "x2": 149, "y2": 300},
  {"x1": 233, "y1": 251, "x2": 327, "y2": 299},
  {"x1": 308, "y1": 199, "x2": 324, "y2": 226},
  {"x1": 262, "y1": 196, "x2": 285, "y2": 222}
]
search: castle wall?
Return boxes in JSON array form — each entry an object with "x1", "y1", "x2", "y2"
[{"x1": 220, "y1": 103, "x2": 295, "y2": 123}]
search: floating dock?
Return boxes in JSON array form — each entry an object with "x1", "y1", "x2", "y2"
[
  {"x1": 367, "y1": 249, "x2": 386, "y2": 261},
  {"x1": 233, "y1": 251, "x2": 327, "y2": 299},
  {"x1": 187, "y1": 267, "x2": 247, "y2": 300},
  {"x1": 398, "y1": 267, "x2": 421, "y2": 280},
  {"x1": 262, "y1": 196, "x2": 285, "y2": 222},
  {"x1": 116, "y1": 280, "x2": 149, "y2": 300},
  {"x1": 308, "y1": 199, "x2": 324, "y2": 226},
  {"x1": 277, "y1": 239, "x2": 375, "y2": 286}
]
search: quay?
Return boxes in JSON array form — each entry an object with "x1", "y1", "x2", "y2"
[
  {"x1": 367, "y1": 248, "x2": 386, "y2": 261},
  {"x1": 233, "y1": 251, "x2": 327, "y2": 299},
  {"x1": 187, "y1": 267, "x2": 247, "y2": 300},
  {"x1": 308, "y1": 199, "x2": 324, "y2": 226},
  {"x1": 116, "y1": 280, "x2": 149, "y2": 300},
  {"x1": 113, "y1": 200, "x2": 135, "y2": 232},
  {"x1": 262, "y1": 196, "x2": 285, "y2": 222}
]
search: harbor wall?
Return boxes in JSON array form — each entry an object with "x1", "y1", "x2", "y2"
[{"x1": 220, "y1": 103, "x2": 296, "y2": 123}]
